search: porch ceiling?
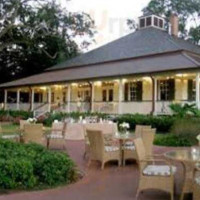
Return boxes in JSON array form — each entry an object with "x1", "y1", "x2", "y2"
[{"x1": 0, "y1": 51, "x2": 200, "y2": 89}]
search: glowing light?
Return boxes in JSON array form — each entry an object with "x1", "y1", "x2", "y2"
[
  {"x1": 142, "y1": 77, "x2": 151, "y2": 82},
  {"x1": 95, "y1": 81, "x2": 102, "y2": 86},
  {"x1": 40, "y1": 87, "x2": 47, "y2": 91},
  {"x1": 122, "y1": 79, "x2": 127, "y2": 83},
  {"x1": 71, "y1": 83, "x2": 78, "y2": 87},
  {"x1": 176, "y1": 74, "x2": 188, "y2": 78}
]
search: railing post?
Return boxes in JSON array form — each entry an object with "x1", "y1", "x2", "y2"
[
  {"x1": 31, "y1": 88, "x2": 35, "y2": 111},
  {"x1": 152, "y1": 77, "x2": 157, "y2": 115},
  {"x1": 91, "y1": 82, "x2": 95, "y2": 112},
  {"x1": 67, "y1": 85, "x2": 71, "y2": 113},
  {"x1": 4, "y1": 89, "x2": 7, "y2": 110},
  {"x1": 17, "y1": 89, "x2": 20, "y2": 110},
  {"x1": 118, "y1": 79, "x2": 123, "y2": 114},
  {"x1": 196, "y1": 73, "x2": 200, "y2": 108},
  {"x1": 48, "y1": 87, "x2": 51, "y2": 112}
]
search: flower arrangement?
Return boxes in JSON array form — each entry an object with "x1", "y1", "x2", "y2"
[
  {"x1": 27, "y1": 117, "x2": 37, "y2": 124},
  {"x1": 119, "y1": 122, "x2": 130, "y2": 134}
]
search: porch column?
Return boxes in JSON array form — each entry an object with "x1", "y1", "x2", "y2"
[
  {"x1": 31, "y1": 88, "x2": 35, "y2": 111},
  {"x1": 196, "y1": 73, "x2": 200, "y2": 108},
  {"x1": 48, "y1": 87, "x2": 51, "y2": 112},
  {"x1": 118, "y1": 79, "x2": 123, "y2": 114},
  {"x1": 152, "y1": 77, "x2": 157, "y2": 115},
  {"x1": 67, "y1": 85, "x2": 71, "y2": 113},
  {"x1": 91, "y1": 82, "x2": 95, "y2": 112},
  {"x1": 4, "y1": 89, "x2": 7, "y2": 110},
  {"x1": 17, "y1": 89, "x2": 20, "y2": 110}
]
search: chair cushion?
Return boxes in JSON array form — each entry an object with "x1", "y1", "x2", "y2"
[
  {"x1": 123, "y1": 145, "x2": 136, "y2": 151},
  {"x1": 47, "y1": 134, "x2": 64, "y2": 139},
  {"x1": 105, "y1": 146, "x2": 119, "y2": 152},
  {"x1": 1, "y1": 135, "x2": 19, "y2": 139},
  {"x1": 195, "y1": 176, "x2": 200, "y2": 185},
  {"x1": 143, "y1": 165, "x2": 176, "y2": 176}
]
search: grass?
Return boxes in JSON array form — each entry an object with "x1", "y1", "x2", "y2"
[{"x1": 1, "y1": 124, "x2": 19, "y2": 134}]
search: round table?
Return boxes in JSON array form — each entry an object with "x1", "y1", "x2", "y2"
[
  {"x1": 165, "y1": 149, "x2": 200, "y2": 200},
  {"x1": 114, "y1": 133, "x2": 136, "y2": 166}
]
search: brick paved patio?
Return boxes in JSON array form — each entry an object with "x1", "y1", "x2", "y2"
[{"x1": 0, "y1": 141, "x2": 191, "y2": 200}]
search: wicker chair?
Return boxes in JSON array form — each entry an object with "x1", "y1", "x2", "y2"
[
  {"x1": 46, "y1": 122, "x2": 67, "y2": 149},
  {"x1": 135, "y1": 125, "x2": 151, "y2": 137},
  {"x1": 23, "y1": 124, "x2": 44, "y2": 145},
  {"x1": 134, "y1": 138, "x2": 176, "y2": 200},
  {"x1": 87, "y1": 129, "x2": 121, "y2": 170},
  {"x1": 193, "y1": 164, "x2": 200, "y2": 200},
  {"x1": 140, "y1": 128, "x2": 156, "y2": 158},
  {"x1": 122, "y1": 127, "x2": 154, "y2": 166}
]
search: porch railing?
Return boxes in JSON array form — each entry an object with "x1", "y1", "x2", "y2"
[{"x1": 93, "y1": 102, "x2": 119, "y2": 114}]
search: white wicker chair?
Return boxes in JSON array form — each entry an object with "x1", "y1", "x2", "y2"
[{"x1": 134, "y1": 138, "x2": 176, "y2": 200}]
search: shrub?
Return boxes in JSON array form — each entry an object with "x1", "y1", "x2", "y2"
[
  {"x1": 0, "y1": 110, "x2": 33, "y2": 123},
  {"x1": 115, "y1": 114, "x2": 175, "y2": 133},
  {"x1": 0, "y1": 140, "x2": 76, "y2": 189},
  {"x1": 170, "y1": 118, "x2": 200, "y2": 146},
  {"x1": 154, "y1": 134, "x2": 191, "y2": 147}
]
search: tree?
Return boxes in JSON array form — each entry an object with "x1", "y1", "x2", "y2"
[
  {"x1": 127, "y1": 0, "x2": 200, "y2": 44},
  {"x1": 0, "y1": 0, "x2": 95, "y2": 83}
]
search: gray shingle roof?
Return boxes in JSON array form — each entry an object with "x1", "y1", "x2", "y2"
[
  {"x1": 47, "y1": 27, "x2": 200, "y2": 71},
  {"x1": 1, "y1": 51, "x2": 200, "y2": 88}
]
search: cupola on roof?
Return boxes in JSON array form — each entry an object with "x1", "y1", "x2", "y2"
[{"x1": 138, "y1": 15, "x2": 165, "y2": 30}]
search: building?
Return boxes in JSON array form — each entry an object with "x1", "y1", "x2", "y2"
[{"x1": 1, "y1": 14, "x2": 200, "y2": 116}]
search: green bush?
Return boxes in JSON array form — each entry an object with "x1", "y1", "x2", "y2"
[
  {"x1": 170, "y1": 118, "x2": 200, "y2": 146},
  {"x1": 154, "y1": 134, "x2": 191, "y2": 147},
  {"x1": 0, "y1": 110, "x2": 33, "y2": 122},
  {"x1": 116, "y1": 114, "x2": 175, "y2": 133},
  {"x1": 0, "y1": 140, "x2": 76, "y2": 189}
]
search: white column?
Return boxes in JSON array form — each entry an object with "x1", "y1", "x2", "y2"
[
  {"x1": 31, "y1": 88, "x2": 35, "y2": 111},
  {"x1": 67, "y1": 85, "x2": 71, "y2": 113},
  {"x1": 17, "y1": 89, "x2": 20, "y2": 110},
  {"x1": 4, "y1": 89, "x2": 7, "y2": 110},
  {"x1": 91, "y1": 82, "x2": 95, "y2": 112},
  {"x1": 196, "y1": 73, "x2": 200, "y2": 108},
  {"x1": 48, "y1": 87, "x2": 51, "y2": 112},
  {"x1": 153, "y1": 77, "x2": 157, "y2": 115},
  {"x1": 118, "y1": 79, "x2": 123, "y2": 114}
]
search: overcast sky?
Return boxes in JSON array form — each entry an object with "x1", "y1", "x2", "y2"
[{"x1": 57, "y1": 0, "x2": 151, "y2": 50}]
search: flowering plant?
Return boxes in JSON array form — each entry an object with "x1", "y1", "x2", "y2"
[
  {"x1": 119, "y1": 122, "x2": 130, "y2": 133},
  {"x1": 27, "y1": 118, "x2": 37, "y2": 124}
]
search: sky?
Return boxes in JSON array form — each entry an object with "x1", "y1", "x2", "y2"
[{"x1": 57, "y1": 0, "x2": 151, "y2": 50}]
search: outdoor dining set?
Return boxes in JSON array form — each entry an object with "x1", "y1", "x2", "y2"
[{"x1": 0, "y1": 119, "x2": 200, "y2": 200}]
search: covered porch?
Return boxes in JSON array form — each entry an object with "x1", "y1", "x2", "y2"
[{"x1": 2, "y1": 71, "x2": 200, "y2": 116}]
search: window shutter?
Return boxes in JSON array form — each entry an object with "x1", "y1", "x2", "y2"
[
  {"x1": 124, "y1": 83, "x2": 129, "y2": 101},
  {"x1": 136, "y1": 81, "x2": 143, "y2": 101},
  {"x1": 188, "y1": 79, "x2": 193, "y2": 101},
  {"x1": 168, "y1": 79, "x2": 175, "y2": 101}
]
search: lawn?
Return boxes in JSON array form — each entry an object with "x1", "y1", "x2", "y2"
[{"x1": 1, "y1": 124, "x2": 20, "y2": 134}]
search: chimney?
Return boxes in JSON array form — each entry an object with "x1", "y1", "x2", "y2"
[{"x1": 170, "y1": 13, "x2": 179, "y2": 37}]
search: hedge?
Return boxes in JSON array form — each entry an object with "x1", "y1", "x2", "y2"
[
  {"x1": 115, "y1": 114, "x2": 175, "y2": 133},
  {"x1": 0, "y1": 140, "x2": 76, "y2": 189}
]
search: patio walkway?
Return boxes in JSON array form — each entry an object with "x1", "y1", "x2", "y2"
[{"x1": 0, "y1": 141, "x2": 190, "y2": 200}]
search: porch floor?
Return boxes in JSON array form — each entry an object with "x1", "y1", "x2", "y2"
[{"x1": 0, "y1": 141, "x2": 191, "y2": 200}]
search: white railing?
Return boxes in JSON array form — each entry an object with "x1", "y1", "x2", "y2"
[
  {"x1": 33, "y1": 103, "x2": 49, "y2": 117},
  {"x1": 93, "y1": 102, "x2": 119, "y2": 114},
  {"x1": 121, "y1": 101, "x2": 152, "y2": 114},
  {"x1": 70, "y1": 102, "x2": 90, "y2": 113},
  {"x1": 19, "y1": 103, "x2": 30, "y2": 111},
  {"x1": 6, "y1": 103, "x2": 18, "y2": 110}
]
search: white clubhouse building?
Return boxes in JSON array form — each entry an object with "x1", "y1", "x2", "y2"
[{"x1": 1, "y1": 15, "x2": 200, "y2": 117}]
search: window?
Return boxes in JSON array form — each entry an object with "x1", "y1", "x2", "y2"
[
  {"x1": 51, "y1": 92, "x2": 55, "y2": 103},
  {"x1": 159, "y1": 79, "x2": 175, "y2": 101},
  {"x1": 146, "y1": 17, "x2": 152, "y2": 26},
  {"x1": 102, "y1": 90, "x2": 107, "y2": 101},
  {"x1": 159, "y1": 19, "x2": 163, "y2": 28},
  {"x1": 188, "y1": 79, "x2": 196, "y2": 101},
  {"x1": 129, "y1": 82, "x2": 137, "y2": 101},
  {"x1": 124, "y1": 81, "x2": 143, "y2": 101},
  {"x1": 63, "y1": 92, "x2": 66, "y2": 103},
  {"x1": 108, "y1": 89, "x2": 113, "y2": 102},
  {"x1": 102, "y1": 89, "x2": 113, "y2": 102},
  {"x1": 154, "y1": 17, "x2": 158, "y2": 26},
  {"x1": 140, "y1": 18, "x2": 145, "y2": 28},
  {"x1": 78, "y1": 90, "x2": 90, "y2": 101}
]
